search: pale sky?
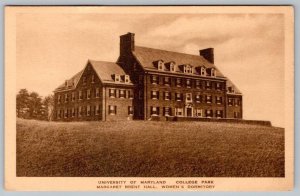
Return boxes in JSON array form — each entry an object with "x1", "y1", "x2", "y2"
[{"x1": 16, "y1": 13, "x2": 285, "y2": 127}]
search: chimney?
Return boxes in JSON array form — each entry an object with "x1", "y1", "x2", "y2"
[
  {"x1": 120, "y1": 32, "x2": 135, "y2": 57},
  {"x1": 200, "y1": 48, "x2": 214, "y2": 64}
]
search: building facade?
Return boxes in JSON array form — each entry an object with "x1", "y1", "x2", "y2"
[{"x1": 53, "y1": 32, "x2": 242, "y2": 121}]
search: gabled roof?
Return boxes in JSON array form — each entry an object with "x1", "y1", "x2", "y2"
[
  {"x1": 54, "y1": 60, "x2": 132, "y2": 92},
  {"x1": 132, "y1": 46, "x2": 225, "y2": 77}
]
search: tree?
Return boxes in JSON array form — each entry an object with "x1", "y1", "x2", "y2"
[
  {"x1": 43, "y1": 94, "x2": 54, "y2": 121},
  {"x1": 16, "y1": 89, "x2": 30, "y2": 118},
  {"x1": 27, "y1": 92, "x2": 43, "y2": 119}
]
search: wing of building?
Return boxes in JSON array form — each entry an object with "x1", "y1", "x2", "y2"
[{"x1": 53, "y1": 32, "x2": 242, "y2": 121}]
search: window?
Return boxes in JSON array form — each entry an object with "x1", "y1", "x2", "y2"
[
  {"x1": 176, "y1": 78, "x2": 182, "y2": 87},
  {"x1": 228, "y1": 98, "x2": 233, "y2": 106},
  {"x1": 184, "y1": 65, "x2": 193, "y2": 74},
  {"x1": 87, "y1": 105, "x2": 91, "y2": 116},
  {"x1": 228, "y1": 87, "x2": 235, "y2": 93},
  {"x1": 164, "y1": 77, "x2": 171, "y2": 86},
  {"x1": 176, "y1": 93, "x2": 183, "y2": 101},
  {"x1": 201, "y1": 67, "x2": 206, "y2": 76},
  {"x1": 125, "y1": 75, "x2": 130, "y2": 83},
  {"x1": 95, "y1": 88, "x2": 100, "y2": 98},
  {"x1": 58, "y1": 95, "x2": 61, "y2": 104},
  {"x1": 206, "y1": 95, "x2": 212, "y2": 103},
  {"x1": 64, "y1": 109, "x2": 68, "y2": 118},
  {"x1": 91, "y1": 75, "x2": 95, "y2": 83},
  {"x1": 78, "y1": 106, "x2": 82, "y2": 117},
  {"x1": 72, "y1": 108, "x2": 75, "y2": 117},
  {"x1": 195, "y1": 94, "x2": 202, "y2": 103},
  {"x1": 196, "y1": 109, "x2": 203, "y2": 117},
  {"x1": 206, "y1": 109, "x2": 213, "y2": 118},
  {"x1": 128, "y1": 106, "x2": 133, "y2": 115},
  {"x1": 186, "y1": 93, "x2": 192, "y2": 102},
  {"x1": 195, "y1": 80, "x2": 201, "y2": 89},
  {"x1": 83, "y1": 76, "x2": 86, "y2": 84},
  {"x1": 211, "y1": 68, "x2": 216, "y2": 77},
  {"x1": 79, "y1": 90, "x2": 83, "y2": 100},
  {"x1": 216, "y1": 110, "x2": 223, "y2": 118},
  {"x1": 108, "y1": 105, "x2": 117, "y2": 115},
  {"x1": 151, "y1": 75, "x2": 158, "y2": 84},
  {"x1": 64, "y1": 94, "x2": 68, "y2": 102},
  {"x1": 186, "y1": 79, "x2": 192, "y2": 88},
  {"x1": 87, "y1": 89, "x2": 91, "y2": 99},
  {"x1": 128, "y1": 90, "x2": 133, "y2": 99},
  {"x1": 114, "y1": 74, "x2": 120, "y2": 82},
  {"x1": 119, "y1": 89, "x2": 126, "y2": 98},
  {"x1": 150, "y1": 106, "x2": 159, "y2": 116},
  {"x1": 234, "y1": 112, "x2": 239, "y2": 118},
  {"x1": 216, "y1": 96, "x2": 223, "y2": 104},
  {"x1": 170, "y1": 63, "x2": 175, "y2": 72},
  {"x1": 163, "y1": 107, "x2": 171, "y2": 116},
  {"x1": 175, "y1": 108, "x2": 183, "y2": 116},
  {"x1": 164, "y1": 91, "x2": 171, "y2": 100},
  {"x1": 95, "y1": 105, "x2": 100, "y2": 116},
  {"x1": 158, "y1": 61, "x2": 164, "y2": 70},
  {"x1": 71, "y1": 92, "x2": 75, "y2": 102},
  {"x1": 206, "y1": 81, "x2": 211, "y2": 89},
  {"x1": 109, "y1": 89, "x2": 116, "y2": 98},
  {"x1": 151, "y1": 91, "x2": 159, "y2": 100},
  {"x1": 236, "y1": 99, "x2": 241, "y2": 106},
  {"x1": 216, "y1": 82, "x2": 222, "y2": 90}
]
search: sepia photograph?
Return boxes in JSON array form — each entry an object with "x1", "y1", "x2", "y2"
[{"x1": 5, "y1": 6, "x2": 294, "y2": 191}]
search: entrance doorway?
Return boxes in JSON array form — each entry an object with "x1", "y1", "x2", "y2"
[{"x1": 186, "y1": 107, "x2": 193, "y2": 117}]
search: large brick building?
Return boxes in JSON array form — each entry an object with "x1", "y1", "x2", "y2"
[{"x1": 53, "y1": 33, "x2": 242, "y2": 121}]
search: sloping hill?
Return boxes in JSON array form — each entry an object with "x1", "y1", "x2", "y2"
[{"x1": 16, "y1": 118, "x2": 284, "y2": 177}]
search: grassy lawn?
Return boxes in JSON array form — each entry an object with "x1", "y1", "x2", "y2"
[{"x1": 16, "y1": 118, "x2": 284, "y2": 177}]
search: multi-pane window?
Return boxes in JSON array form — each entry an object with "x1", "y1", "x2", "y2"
[
  {"x1": 128, "y1": 106, "x2": 133, "y2": 115},
  {"x1": 196, "y1": 109, "x2": 203, "y2": 117},
  {"x1": 79, "y1": 90, "x2": 83, "y2": 100},
  {"x1": 216, "y1": 96, "x2": 223, "y2": 104},
  {"x1": 206, "y1": 109, "x2": 213, "y2": 118},
  {"x1": 114, "y1": 74, "x2": 120, "y2": 82},
  {"x1": 211, "y1": 68, "x2": 216, "y2": 77},
  {"x1": 65, "y1": 94, "x2": 68, "y2": 102},
  {"x1": 151, "y1": 91, "x2": 159, "y2": 100},
  {"x1": 87, "y1": 89, "x2": 91, "y2": 99},
  {"x1": 95, "y1": 88, "x2": 100, "y2": 98},
  {"x1": 58, "y1": 95, "x2": 61, "y2": 104},
  {"x1": 64, "y1": 109, "x2": 68, "y2": 118},
  {"x1": 175, "y1": 93, "x2": 183, "y2": 101},
  {"x1": 128, "y1": 90, "x2": 133, "y2": 99},
  {"x1": 78, "y1": 106, "x2": 82, "y2": 117},
  {"x1": 150, "y1": 106, "x2": 159, "y2": 116},
  {"x1": 109, "y1": 89, "x2": 116, "y2": 98},
  {"x1": 170, "y1": 64, "x2": 175, "y2": 72},
  {"x1": 195, "y1": 94, "x2": 202, "y2": 103},
  {"x1": 72, "y1": 108, "x2": 75, "y2": 117},
  {"x1": 216, "y1": 110, "x2": 223, "y2": 118},
  {"x1": 228, "y1": 98, "x2": 233, "y2": 106},
  {"x1": 164, "y1": 77, "x2": 171, "y2": 86},
  {"x1": 119, "y1": 89, "x2": 126, "y2": 98},
  {"x1": 206, "y1": 95, "x2": 212, "y2": 103},
  {"x1": 164, "y1": 91, "x2": 171, "y2": 100},
  {"x1": 195, "y1": 80, "x2": 201, "y2": 89},
  {"x1": 186, "y1": 79, "x2": 192, "y2": 88},
  {"x1": 163, "y1": 107, "x2": 171, "y2": 116},
  {"x1": 71, "y1": 92, "x2": 75, "y2": 102},
  {"x1": 175, "y1": 108, "x2": 183, "y2": 116},
  {"x1": 87, "y1": 105, "x2": 91, "y2": 116},
  {"x1": 206, "y1": 81, "x2": 212, "y2": 89},
  {"x1": 176, "y1": 78, "x2": 182, "y2": 87},
  {"x1": 186, "y1": 93, "x2": 192, "y2": 102},
  {"x1": 108, "y1": 105, "x2": 117, "y2": 115},
  {"x1": 236, "y1": 99, "x2": 241, "y2": 106},
  {"x1": 201, "y1": 67, "x2": 206, "y2": 76},
  {"x1": 216, "y1": 82, "x2": 222, "y2": 90},
  {"x1": 125, "y1": 75, "x2": 130, "y2": 83},
  {"x1": 151, "y1": 75, "x2": 158, "y2": 84},
  {"x1": 95, "y1": 105, "x2": 100, "y2": 116},
  {"x1": 184, "y1": 65, "x2": 193, "y2": 74},
  {"x1": 158, "y1": 61, "x2": 164, "y2": 70}
]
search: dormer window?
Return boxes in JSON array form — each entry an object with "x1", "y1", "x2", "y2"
[
  {"x1": 228, "y1": 87, "x2": 235, "y2": 93},
  {"x1": 183, "y1": 64, "x2": 193, "y2": 74},
  {"x1": 210, "y1": 68, "x2": 216, "y2": 77},
  {"x1": 124, "y1": 75, "x2": 130, "y2": 83},
  {"x1": 201, "y1": 66, "x2": 206, "y2": 76},
  {"x1": 167, "y1": 61, "x2": 176, "y2": 72},
  {"x1": 114, "y1": 74, "x2": 120, "y2": 82},
  {"x1": 155, "y1": 60, "x2": 164, "y2": 71}
]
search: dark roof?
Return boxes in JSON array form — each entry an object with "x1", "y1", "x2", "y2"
[
  {"x1": 226, "y1": 79, "x2": 242, "y2": 94},
  {"x1": 133, "y1": 46, "x2": 225, "y2": 77},
  {"x1": 54, "y1": 60, "x2": 132, "y2": 92}
]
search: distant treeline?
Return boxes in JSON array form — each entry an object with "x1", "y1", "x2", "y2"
[{"x1": 16, "y1": 89, "x2": 54, "y2": 121}]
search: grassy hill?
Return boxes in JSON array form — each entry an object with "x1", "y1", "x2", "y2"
[{"x1": 16, "y1": 118, "x2": 284, "y2": 177}]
